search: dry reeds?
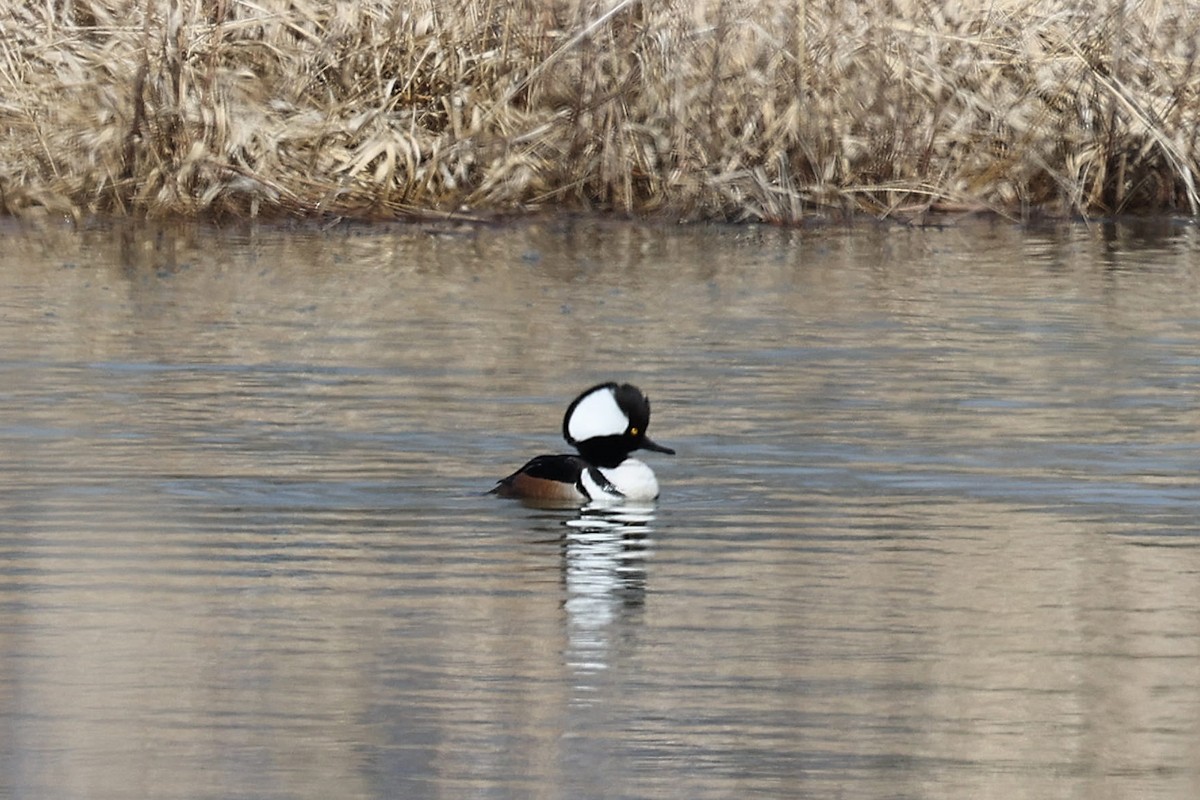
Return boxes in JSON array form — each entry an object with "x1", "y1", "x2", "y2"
[{"x1": 2, "y1": 0, "x2": 1198, "y2": 222}]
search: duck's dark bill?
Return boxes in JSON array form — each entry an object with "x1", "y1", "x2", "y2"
[{"x1": 641, "y1": 436, "x2": 675, "y2": 455}]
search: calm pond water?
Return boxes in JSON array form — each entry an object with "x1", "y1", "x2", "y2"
[{"x1": 1, "y1": 216, "x2": 1199, "y2": 799}]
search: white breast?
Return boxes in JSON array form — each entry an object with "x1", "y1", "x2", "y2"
[{"x1": 596, "y1": 458, "x2": 660, "y2": 502}]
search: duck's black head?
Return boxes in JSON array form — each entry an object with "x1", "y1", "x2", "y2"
[{"x1": 562, "y1": 382, "x2": 674, "y2": 469}]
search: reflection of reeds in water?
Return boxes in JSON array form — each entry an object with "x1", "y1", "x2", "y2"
[{"x1": 2, "y1": 0, "x2": 1198, "y2": 221}]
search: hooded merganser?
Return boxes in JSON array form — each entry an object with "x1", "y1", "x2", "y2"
[{"x1": 492, "y1": 382, "x2": 675, "y2": 504}]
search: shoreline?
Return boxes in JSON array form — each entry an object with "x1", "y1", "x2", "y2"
[{"x1": 3, "y1": 0, "x2": 1198, "y2": 223}]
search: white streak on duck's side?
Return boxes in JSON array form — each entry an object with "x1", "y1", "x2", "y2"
[
  {"x1": 597, "y1": 458, "x2": 659, "y2": 502},
  {"x1": 579, "y1": 466, "x2": 623, "y2": 502}
]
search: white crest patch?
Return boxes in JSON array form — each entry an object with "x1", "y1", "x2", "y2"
[{"x1": 567, "y1": 386, "x2": 629, "y2": 443}]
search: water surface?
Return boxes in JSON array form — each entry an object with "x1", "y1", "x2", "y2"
[{"x1": 1, "y1": 217, "x2": 1199, "y2": 799}]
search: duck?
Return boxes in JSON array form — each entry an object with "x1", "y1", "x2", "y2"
[{"x1": 492, "y1": 382, "x2": 674, "y2": 504}]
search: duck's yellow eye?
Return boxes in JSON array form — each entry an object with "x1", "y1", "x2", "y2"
[{"x1": 630, "y1": 427, "x2": 639, "y2": 436}]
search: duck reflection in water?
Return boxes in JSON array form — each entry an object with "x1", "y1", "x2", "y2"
[
  {"x1": 561, "y1": 503, "x2": 656, "y2": 678},
  {"x1": 492, "y1": 382, "x2": 672, "y2": 676}
]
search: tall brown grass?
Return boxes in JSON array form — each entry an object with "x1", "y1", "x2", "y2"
[{"x1": 2, "y1": 0, "x2": 1198, "y2": 222}]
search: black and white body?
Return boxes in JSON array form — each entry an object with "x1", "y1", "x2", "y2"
[{"x1": 492, "y1": 382, "x2": 674, "y2": 504}]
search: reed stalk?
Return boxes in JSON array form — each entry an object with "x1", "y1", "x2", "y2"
[{"x1": 1, "y1": 0, "x2": 1197, "y2": 221}]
